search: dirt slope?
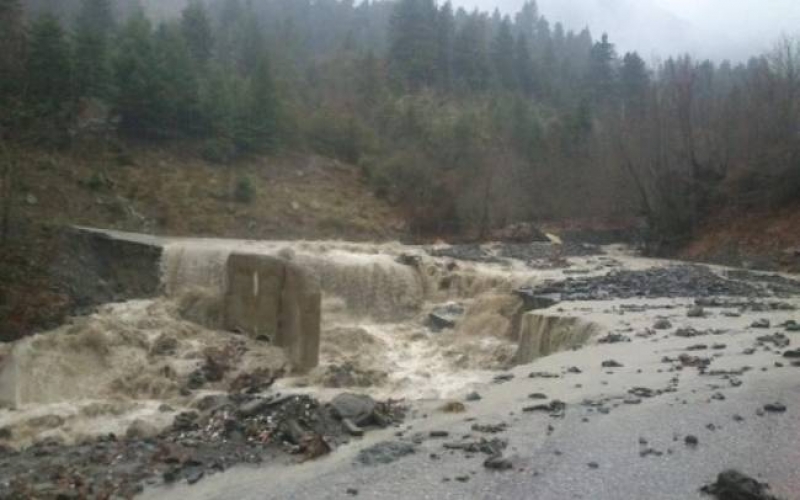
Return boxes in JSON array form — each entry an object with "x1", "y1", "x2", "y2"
[
  {"x1": 682, "y1": 203, "x2": 800, "y2": 273},
  {"x1": 0, "y1": 144, "x2": 406, "y2": 340},
  {"x1": 10, "y1": 144, "x2": 405, "y2": 241}
]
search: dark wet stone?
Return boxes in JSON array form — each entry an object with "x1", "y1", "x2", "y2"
[
  {"x1": 172, "y1": 412, "x2": 199, "y2": 432},
  {"x1": 782, "y1": 349, "x2": 800, "y2": 358},
  {"x1": 471, "y1": 423, "x2": 508, "y2": 434},
  {"x1": 587, "y1": 461, "x2": 599, "y2": 469},
  {"x1": 484, "y1": 455, "x2": 513, "y2": 471},
  {"x1": 676, "y1": 328, "x2": 705, "y2": 338},
  {"x1": 429, "y1": 431, "x2": 449, "y2": 438},
  {"x1": 763, "y1": 403, "x2": 786, "y2": 413},
  {"x1": 628, "y1": 387, "x2": 656, "y2": 398},
  {"x1": 493, "y1": 373, "x2": 515, "y2": 383},
  {"x1": 750, "y1": 319, "x2": 771, "y2": 329},
  {"x1": 522, "y1": 400, "x2": 566, "y2": 418},
  {"x1": 444, "y1": 438, "x2": 507, "y2": 456},
  {"x1": 701, "y1": 469, "x2": 779, "y2": 500},
  {"x1": 756, "y1": 333, "x2": 789, "y2": 348},
  {"x1": 331, "y1": 394, "x2": 377, "y2": 427},
  {"x1": 598, "y1": 333, "x2": 632, "y2": 343},
  {"x1": 528, "y1": 393, "x2": 548, "y2": 400},
  {"x1": 427, "y1": 304, "x2": 465, "y2": 332},
  {"x1": 356, "y1": 441, "x2": 415, "y2": 466},
  {"x1": 186, "y1": 468, "x2": 204, "y2": 485},
  {"x1": 529, "y1": 371, "x2": 560, "y2": 379},
  {"x1": 685, "y1": 435, "x2": 699, "y2": 446},
  {"x1": 465, "y1": 392, "x2": 482, "y2": 401},
  {"x1": 342, "y1": 418, "x2": 365, "y2": 437},
  {"x1": 601, "y1": 360, "x2": 623, "y2": 368},
  {"x1": 186, "y1": 370, "x2": 206, "y2": 390},
  {"x1": 346, "y1": 488, "x2": 359, "y2": 496},
  {"x1": 653, "y1": 319, "x2": 673, "y2": 330},
  {"x1": 566, "y1": 367, "x2": 582, "y2": 374}
]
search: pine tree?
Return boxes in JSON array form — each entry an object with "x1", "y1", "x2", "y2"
[
  {"x1": 492, "y1": 17, "x2": 517, "y2": 91},
  {"x1": 113, "y1": 10, "x2": 165, "y2": 137},
  {"x1": 388, "y1": 0, "x2": 439, "y2": 89},
  {"x1": 514, "y1": 34, "x2": 536, "y2": 96},
  {"x1": 0, "y1": 0, "x2": 26, "y2": 106},
  {"x1": 453, "y1": 12, "x2": 491, "y2": 92},
  {"x1": 237, "y1": 52, "x2": 279, "y2": 151},
  {"x1": 514, "y1": 0, "x2": 538, "y2": 42},
  {"x1": 587, "y1": 33, "x2": 618, "y2": 105},
  {"x1": 155, "y1": 22, "x2": 200, "y2": 135},
  {"x1": 436, "y1": 1, "x2": 455, "y2": 90},
  {"x1": 199, "y1": 62, "x2": 240, "y2": 139},
  {"x1": 27, "y1": 13, "x2": 72, "y2": 116},
  {"x1": 620, "y1": 51, "x2": 650, "y2": 115},
  {"x1": 73, "y1": 0, "x2": 115, "y2": 99},
  {"x1": 181, "y1": 0, "x2": 214, "y2": 65}
]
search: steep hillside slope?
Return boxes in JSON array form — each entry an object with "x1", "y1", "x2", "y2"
[
  {"x1": 682, "y1": 203, "x2": 800, "y2": 273},
  {"x1": 0, "y1": 145, "x2": 406, "y2": 340}
]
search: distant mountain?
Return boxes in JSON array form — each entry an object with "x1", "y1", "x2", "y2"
[
  {"x1": 536, "y1": 0, "x2": 697, "y2": 60},
  {"x1": 458, "y1": 0, "x2": 782, "y2": 62}
]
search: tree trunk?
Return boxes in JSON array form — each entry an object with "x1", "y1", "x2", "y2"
[{"x1": 1, "y1": 142, "x2": 12, "y2": 247}]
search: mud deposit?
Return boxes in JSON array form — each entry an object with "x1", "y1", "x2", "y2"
[{"x1": 1, "y1": 234, "x2": 799, "y2": 499}]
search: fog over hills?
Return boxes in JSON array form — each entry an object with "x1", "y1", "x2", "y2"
[{"x1": 456, "y1": 0, "x2": 800, "y2": 62}]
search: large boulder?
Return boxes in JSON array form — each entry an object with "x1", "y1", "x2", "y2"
[
  {"x1": 330, "y1": 393, "x2": 377, "y2": 426},
  {"x1": 224, "y1": 254, "x2": 321, "y2": 372}
]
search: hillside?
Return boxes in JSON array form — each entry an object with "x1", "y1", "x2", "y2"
[
  {"x1": 0, "y1": 145, "x2": 406, "y2": 340},
  {"x1": 682, "y1": 202, "x2": 800, "y2": 273},
  {"x1": 11, "y1": 145, "x2": 405, "y2": 241}
]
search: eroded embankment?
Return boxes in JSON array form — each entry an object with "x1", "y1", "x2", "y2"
[
  {"x1": 0, "y1": 236, "x2": 606, "y2": 443},
  {"x1": 0, "y1": 234, "x2": 623, "y2": 498}
]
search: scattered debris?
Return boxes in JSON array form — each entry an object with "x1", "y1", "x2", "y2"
[
  {"x1": 522, "y1": 400, "x2": 566, "y2": 418},
  {"x1": 356, "y1": 441, "x2": 416, "y2": 466}
]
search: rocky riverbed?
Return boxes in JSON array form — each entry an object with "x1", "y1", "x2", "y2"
[{"x1": 1, "y1": 238, "x2": 798, "y2": 499}]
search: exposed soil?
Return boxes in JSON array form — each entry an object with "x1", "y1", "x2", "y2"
[
  {"x1": 0, "y1": 145, "x2": 406, "y2": 341},
  {"x1": 682, "y1": 202, "x2": 800, "y2": 273}
]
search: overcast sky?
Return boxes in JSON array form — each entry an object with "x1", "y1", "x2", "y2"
[{"x1": 454, "y1": 0, "x2": 800, "y2": 62}]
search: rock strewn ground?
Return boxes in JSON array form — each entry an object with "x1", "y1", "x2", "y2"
[
  {"x1": 0, "y1": 394, "x2": 405, "y2": 499},
  {"x1": 532, "y1": 265, "x2": 800, "y2": 300}
]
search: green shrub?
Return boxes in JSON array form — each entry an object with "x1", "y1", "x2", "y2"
[
  {"x1": 233, "y1": 176, "x2": 256, "y2": 203},
  {"x1": 201, "y1": 138, "x2": 238, "y2": 164},
  {"x1": 86, "y1": 172, "x2": 105, "y2": 191}
]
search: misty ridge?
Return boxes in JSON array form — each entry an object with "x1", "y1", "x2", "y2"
[{"x1": 460, "y1": 0, "x2": 800, "y2": 62}]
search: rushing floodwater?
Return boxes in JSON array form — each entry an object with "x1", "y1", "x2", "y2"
[{"x1": 0, "y1": 236, "x2": 621, "y2": 448}]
